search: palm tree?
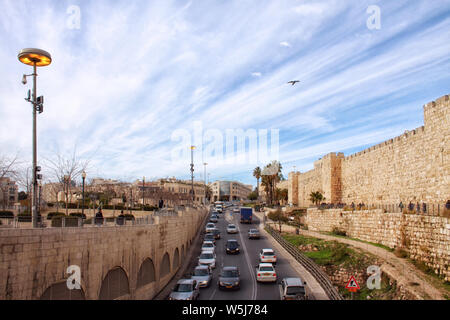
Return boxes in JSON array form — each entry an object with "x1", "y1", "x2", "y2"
[
  {"x1": 309, "y1": 191, "x2": 325, "y2": 206},
  {"x1": 253, "y1": 167, "x2": 261, "y2": 199},
  {"x1": 260, "y1": 161, "x2": 283, "y2": 205}
]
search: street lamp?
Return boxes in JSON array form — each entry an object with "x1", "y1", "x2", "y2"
[
  {"x1": 18, "y1": 48, "x2": 52, "y2": 228},
  {"x1": 81, "y1": 171, "x2": 86, "y2": 217},
  {"x1": 142, "y1": 176, "x2": 145, "y2": 210},
  {"x1": 190, "y1": 146, "x2": 196, "y2": 205},
  {"x1": 203, "y1": 162, "x2": 208, "y2": 205}
]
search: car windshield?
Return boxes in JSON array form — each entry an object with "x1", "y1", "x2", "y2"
[
  {"x1": 227, "y1": 242, "x2": 238, "y2": 248},
  {"x1": 203, "y1": 243, "x2": 214, "y2": 248},
  {"x1": 200, "y1": 253, "x2": 214, "y2": 259},
  {"x1": 221, "y1": 270, "x2": 239, "y2": 277},
  {"x1": 207, "y1": 224, "x2": 214, "y2": 227},
  {"x1": 228, "y1": 225, "x2": 236, "y2": 229},
  {"x1": 259, "y1": 266, "x2": 274, "y2": 271},
  {"x1": 194, "y1": 269, "x2": 209, "y2": 276},
  {"x1": 263, "y1": 251, "x2": 274, "y2": 256},
  {"x1": 250, "y1": 229, "x2": 258, "y2": 233},
  {"x1": 174, "y1": 283, "x2": 193, "y2": 292},
  {"x1": 286, "y1": 286, "x2": 305, "y2": 295},
  {"x1": 205, "y1": 234, "x2": 214, "y2": 238}
]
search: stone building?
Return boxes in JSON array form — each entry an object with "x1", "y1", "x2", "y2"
[
  {"x1": 0, "y1": 177, "x2": 18, "y2": 208},
  {"x1": 210, "y1": 180, "x2": 252, "y2": 202},
  {"x1": 288, "y1": 94, "x2": 449, "y2": 207}
]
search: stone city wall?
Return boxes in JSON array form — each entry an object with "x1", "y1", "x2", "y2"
[
  {"x1": 289, "y1": 94, "x2": 449, "y2": 206},
  {"x1": 305, "y1": 208, "x2": 450, "y2": 281},
  {"x1": 0, "y1": 207, "x2": 207, "y2": 300}
]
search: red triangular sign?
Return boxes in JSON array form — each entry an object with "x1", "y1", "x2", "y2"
[{"x1": 345, "y1": 276, "x2": 360, "y2": 291}]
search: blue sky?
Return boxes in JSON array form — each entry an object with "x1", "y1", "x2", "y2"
[{"x1": 1, "y1": 0, "x2": 449, "y2": 187}]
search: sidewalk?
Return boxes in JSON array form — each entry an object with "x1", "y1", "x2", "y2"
[
  {"x1": 275, "y1": 223, "x2": 445, "y2": 300},
  {"x1": 253, "y1": 210, "x2": 329, "y2": 300}
]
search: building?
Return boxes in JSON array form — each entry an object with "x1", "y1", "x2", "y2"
[
  {"x1": 288, "y1": 94, "x2": 450, "y2": 207},
  {"x1": 0, "y1": 177, "x2": 18, "y2": 208},
  {"x1": 210, "y1": 181, "x2": 253, "y2": 202}
]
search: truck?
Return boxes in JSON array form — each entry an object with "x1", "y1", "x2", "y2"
[{"x1": 240, "y1": 207, "x2": 252, "y2": 224}]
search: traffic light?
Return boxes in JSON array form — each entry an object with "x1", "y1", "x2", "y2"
[
  {"x1": 35, "y1": 166, "x2": 42, "y2": 180},
  {"x1": 36, "y1": 96, "x2": 44, "y2": 113}
]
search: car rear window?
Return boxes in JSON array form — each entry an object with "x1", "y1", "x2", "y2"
[
  {"x1": 259, "y1": 266, "x2": 274, "y2": 272},
  {"x1": 200, "y1": 253, "x2": 214, "y2": 259},
  {"x1": 221, "y1": 270, "x2": 239, "y2": 277},
  {"x1": 263, "y1": 251, "x2": 274, "y2": 256},
  {"x1": 286, "y1": 286, "x2": 305, "y2": 295},
  {"x1": 174, "y1": 283, "x2": 193, "y2": 292}
]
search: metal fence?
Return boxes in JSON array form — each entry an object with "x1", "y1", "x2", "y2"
[{"x1": 265, "y1": 223, "x2": 343, "y2": 300}]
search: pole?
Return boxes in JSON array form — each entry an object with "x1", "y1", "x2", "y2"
[
  {"x1": 142, "y1": 177, "x2": 145, "y2": 210},
  {"x1": 32, "y1": 62, "x2": 38, "y2": 228},
  {"x1": 190, "y1": 148, "x2": 194, "y2": 205},
  {"x1": 203, "y1": 163, "x2": 207, "y2": 205},
  {"x1": 82, "y1": 176, "x2": 85, "y2": 216}
]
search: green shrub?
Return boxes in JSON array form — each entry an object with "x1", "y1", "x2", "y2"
[
  {"x1": 0, "y1": 211, "x2": 14, "y2": 218},
  {"x1": 47, "y1": 212, "x2": 66, "y2": 220},
  {"x1": 51, "y1": 216, "x2": 80, "y2": 227},
  {"x1": 69, "y1": 212, "x2": 87, "y2": 219},
  {"x1": 332, "y1": 227, "x2": 347, "y2": 237}
]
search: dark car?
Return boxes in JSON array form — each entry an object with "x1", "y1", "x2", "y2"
[
  {"x1": 204, "y1": 233, "x2": 216, "y2": 244},
  {"x1": 211, "y1": 228, "x2": 221, "y2": 239},
  {"x1": 225, "y1": 239, "x2": 240, "y2": 254},
  {"x1": 210, "y1": 215, "x2": 218, "y2": 223},
  {"x1": 218, "y1": 266, "x2": 240, "y2": 290},
  {"x1": 248, "y1": 228, "x2": 260, "y2": 239}
]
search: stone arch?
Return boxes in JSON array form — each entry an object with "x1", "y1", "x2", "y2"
[
  {"x1": 160, "y1": 252, "x2": 171, "y2": 278},
  {"x1": 137, "y1": 258, "x2": 156, "y2": 289},
  {"x1": 181, "y1": 245, "x2": 185, "y2": 259},
  {"x1": 98, "y1": 267, "x2": 130, "y2": 300},
  {"x1": 173, "y1": 248, "x2": 180, "y2": 270},
  {"x1": 40, "y1": 281, "x2": 85, "y2": 300}
]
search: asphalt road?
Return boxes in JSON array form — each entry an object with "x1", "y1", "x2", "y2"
[{"x1": 192, "y1": 206, "x2": 306, "y2": 300}]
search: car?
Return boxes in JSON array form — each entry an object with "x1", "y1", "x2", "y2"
[
  {"x1": 201, "y1": 241, "x2": 215, "y2": 252},
  {"x1": 191, "y1": 265, "x2": 212, "y2": 288},
  {"x1": 233, "y1": 207, "x2": 240, "y2": 213},
  {"x1": 205, "y1": 222, "x2": 216, "y2": 233},
  {"x1": 225, "y1": 239, "x2": 240, "y2": 254},
  {"x1": 198, "y1": 250, "x2": 216, "y2": 269},
  {"x1": 226, "y1": 224, "x2": 238, "y2": 234},
  {"x1": 204, "y1": 233, "x2": 216, "y2": 244},
  {"x1": 218, "y1": 266, "x2": 240, "y2": 290},
  {"x1": 211, "y1": 228, "x2": 221, "y2": 240},
  {"x1": 279, "y1": 277, "x2": 308, "y2": 300},
  {"x1": 168, "y1": 279, "x2": 200, "y2": 300},
  {"x1": 248, "y1": 228, "x2": 260, "y2": 239},
  {"x1": 259, "y1": 248, "x2": 277, "y2": 264},
  {"x1": 255, "y1": 263, "x2": 277, "y2": 283},
  {"x1": 210, "y1": 215, "x2": 218, "y2": 223},
  {"x1": 216, "y1": 207, "x2": 223, "y2": 213}
]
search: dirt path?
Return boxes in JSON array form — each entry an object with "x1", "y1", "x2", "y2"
[{"x1": 273, "y1": 222, "x2": 445, "y2": 300}]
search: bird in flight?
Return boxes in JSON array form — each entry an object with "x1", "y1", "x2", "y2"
[{"x1": 287, "y1": 80, "x2": 300, "y2": 86}]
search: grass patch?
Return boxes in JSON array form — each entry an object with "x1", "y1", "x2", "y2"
[{"x1": 322, "y1": 231, "x2": 394, "y2": 252}]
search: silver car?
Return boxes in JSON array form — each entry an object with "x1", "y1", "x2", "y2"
[
  {"x1": 191, "y1": 265, "x2": 212, "y2": 288},
  {"x1": 198, "y1": 250, "x2": 216, "y2": 269},
  {"x1": 169, "y1": 279, "x2": 200, "y2": 300},
  {"x1": 227, "y1": 224, "x2": 238, "y2": 234},
  {"x1": 205, "y1": 222, "x2": 216, "y2": 233}
]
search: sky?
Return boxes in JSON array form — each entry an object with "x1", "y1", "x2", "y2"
[{"x1": 1, "y1": 0, "x2": 449, "y2": 187}]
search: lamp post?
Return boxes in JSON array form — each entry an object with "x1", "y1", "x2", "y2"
[
  {"x1": 190, "y1": 146, "x2": 196, "y2": 205},
  {"x1": 203, "y1": 162, "x2": 208, "y2": 205},
  {"x1": 81, "y1": 171, "x2": 86, "y2": 217},
  {"x1": 64, "y1": 175, "x2": 70, "y2": 216},
  {"x1": 142, "y1": 176, "x2": 145, "y2": 210},
  {"x1": 18, "y1": 48, "x2": 51, "y2": 228}
]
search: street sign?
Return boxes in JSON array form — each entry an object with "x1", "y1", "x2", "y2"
[{"x1": 345, "y1": 275, "x2": 360, "y2": 292}]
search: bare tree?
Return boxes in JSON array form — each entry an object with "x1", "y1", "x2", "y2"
[
  {"x1": 16, "y1": 166, "x2": 33, "y2": 213},
  {"x1": 0, "y1": 154, "x2": 21, "y2": 210},
  {"x1": 44, "y1": 149, "x2": 90, "y2": 216}
]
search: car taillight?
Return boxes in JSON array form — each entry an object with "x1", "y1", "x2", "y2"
[
  {"x1": 257, "y1": 274, "x2": 260, "y2": 277},
  {"x1": 274, "y1": 256, "x2": 276, "y2": 259},
  {"x1": 262, "y1": 256, "x2": 265, "y2": 259},
  {"x1": 273, "y1": 273, "x2": 276, "y2": 277}
]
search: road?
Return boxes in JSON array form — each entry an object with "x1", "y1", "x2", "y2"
[{"x1": 191, "y1": 206, "x2": 311, "y2": 300}]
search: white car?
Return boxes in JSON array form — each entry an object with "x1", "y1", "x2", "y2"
[
  {"x1": 233, "y1": 208, "x2": 240, "y2": 213},
  {"x1": 205, "y1": 223, "x2": 216, "y2": 233},
  {"x1": 198, "y1": 250, "x2": 216, "y2": 269},
  {"x1": 201, "y1": 241, "x2": 216, "y2": 253},
  {"x1": 227, "y1": 224, "x2": 238, "y2": 234},
  {"x1": 255, "y1": 263, "x2": 277, "y2": 283},
  {"x1": 259, "y1": 248, "x2": 277, "y2": 264}
]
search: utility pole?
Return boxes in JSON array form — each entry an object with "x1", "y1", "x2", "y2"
[
  {"x1": 203, "y1": 162, "x2": 208, "y2": 205},
  {"x1": 190, "y1": 146, "x2": 195, "y2": 205}
]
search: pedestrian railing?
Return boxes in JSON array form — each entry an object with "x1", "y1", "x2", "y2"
[{"x1": 265, "y1": 223, "x2": 344, "y2": 300}]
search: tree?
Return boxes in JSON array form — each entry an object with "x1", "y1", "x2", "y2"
[
  {"x1": 267, "y1": 209, "x2": 288, "y2": 232},
  {"x1": 275, "y1": 188, "x2": 288, "y2": 205},
  {"x1": 309, "y1": 191, "x2": 325, "y2": 206},
  {"x1": 252, "y1": 167, "x2": 261, "y2": 199},
  {"x1": 248, "y1": 191, "x2": 258, "y2": 201},
  {"x1": 0, "y1": 154, "x2": 21, "y2": 210},
  {"x1": 260, "y1": 161, "x2": 283, "y2": 205},
  {"x1": 44, "y1": 149, "x2": 90, "y2": 216}
]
